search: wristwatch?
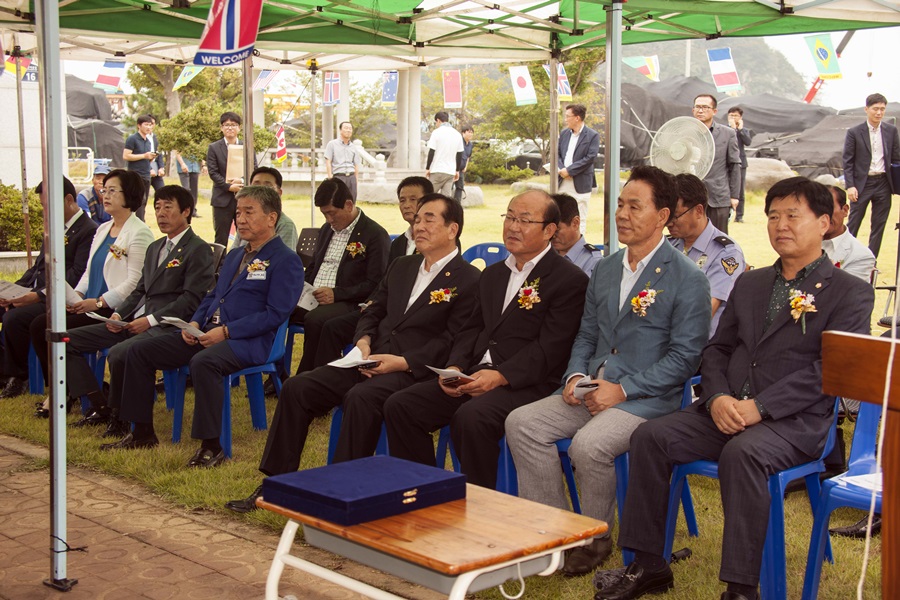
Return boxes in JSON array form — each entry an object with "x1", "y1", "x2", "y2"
[{"x1": 96, "y1": 298, "x2": 105, "y2": 309}]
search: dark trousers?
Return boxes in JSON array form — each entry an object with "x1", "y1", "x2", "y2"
[
  {"x1": 383, "y1": 374, "x2": 556, "y2": 488},
  {"x1": 316, "y1": 310, "x2": 361, "y2": 364},
  {"x1": 2, "y1": 302, "x2": 44, "y2": 379},
  {"x1": 178, "y1": 172, "x2": 200, "y2": 203},
  {"x1": 735, "y1": 166, "x2": 747, "y2": 220},
  {"x1": 289, "y1": 301, "x2": 357, "y2": 375},
  {"x1": 66, "y1": 322, "x2": 171, "y2": 409},
  {"x1": 30, "y1": 309, "x2": 113, "y2": 382},
  {"x1": 453, "y1": 176, "x2": 466, "y2": 202},
  {"x1": 212, "y1": 198, "x2": 237, "y2": 247},
  {"x1": 708, "y1": 206, "x2": 730, "y2": 234},
  {"x1": 617, "y1": 406, "x2": 813, "y2": 587},
  {"x1": 848, "y1": 175, "x2": 892, "y2": 258},
  {"x1": 333, "y1": 173, "x2": 357, "y2": 200},
  {"x1": 136, "y1": 177, "x2": 152, "y2": 221},
  {"x1": 119, "y1": 332, "x2": 245, "y2": 440}
]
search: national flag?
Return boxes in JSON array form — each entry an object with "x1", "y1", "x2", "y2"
[
  {"x1": 805, "y1": 34, "x2": 842, "y2": 80},
  {"x1": 274, "y1": 124, "x2": 287, "y2": 164},
  {"x1": 381, "y1": 71, "x2": 399, "y2": 108},
  {"x1": 508, "y1": 65, "x2": 537, "y2": 106},
  {"x1": 93, "y1": 60, "x2": 126, "y2": 93},
  {"x1": 622, "y1": 55, "x2": 660, "y2": 82},
  {"x1": 5, "y1": 54, "x2": 32, "y2": 78},
  {"x1": 541, "y1": 63, "x2": 573, "y2": 101},
  {"x1": 252, "y1": 69, "x2": 279, "y2": 91},
  {"x1": 706, "y1": 48, "x2": 742, "y2": 93},
  {"x1": 443, "y1": 69, "x2": 462, "y2": 109},
  {"x1": 173, "y1": 66, "x2": 204, "y2": 90},
  {"x1": 323, "y1": 71, "x2": 340, "y2": 106},
  {"x1": 194, "y1": 0, "x2": 264, "y2": 66}
]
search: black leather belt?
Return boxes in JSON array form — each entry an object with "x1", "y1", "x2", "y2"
[{"x1": 868, "y1": 172, "x2": 886, "y2": 178}]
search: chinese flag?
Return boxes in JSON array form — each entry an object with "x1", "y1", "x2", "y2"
[{"x1": 443, "y1": 70, "x2": 462, "y2": 109}]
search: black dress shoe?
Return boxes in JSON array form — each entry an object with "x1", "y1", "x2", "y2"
[
  {"x1": 187, "y1": 447, "x2": 227, "y2": 468},
  {"x1": 102, "y1": 419, "x2": 131, "y2": 439},
  {"x1": 72, "y1": 409, "x2": 110, "y2": 428},
  {"x1": 594, "y1": 562, "x2": 674, "y2": 600},
  {"x1": 0, "y1": 377, "x2": 28, "y2": 399},
  {"x1": 225, "y1": 485, "x2": 263, "y2": 513},
  {"x1": 562, "y1": 536, "x2": 613, "y2": 576},
  {"x1": 830, "y1": 516, "x2": 881, "y2": 538},
  {"x1": 99, "y1": 432, "x2": 159, "y2": 451},
  {"x1": 721, "y1": 591, "x2": 759, "y2": 600}
]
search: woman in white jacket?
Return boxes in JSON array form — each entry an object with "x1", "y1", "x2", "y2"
[{"x1": 34, "y1": 169, "x2": 154, "y2": 417}]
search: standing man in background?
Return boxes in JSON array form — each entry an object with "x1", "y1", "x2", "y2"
[
  {"x1": 122, "y1": 114, "x2": 158, "y2": 220},
  {"x1": 692, "y1": 94, "x2": 740, "y2": 235},
  {"x1": 558, "y1": 103, "x2": 600, "y2": 235},
  {"x1": 325, "y1": 121, "x2": 361, "y2": 200},
  {"x1": 426, "y1": 111, "x2": 464, "y2": 196},
  {"x1": 148, "y1": 116, "x2": 166, "y2": 194},
  {"x1": 727, "y1": 106, "x2": 753, "y2": 224},
  {"x1": 844, "y1": 93, "x2": 900, "y2": 259},
  {"x1": 454, "y1": 125, "x2": 475, "y2": 202},
  {"x1": 207, "y1": 112, "x2": 247, "y2": 247}
]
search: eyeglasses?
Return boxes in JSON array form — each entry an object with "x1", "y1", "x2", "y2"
[
  {"x1": 692, "y1": 105, "x2": 714, "y2": 111},
  {"x1": 667, "y1": 206, "x2": 693, "y2": 224},
  {"x1": 100, "y1": 188, "x2": 122, "y2": 196},
  {"x1": 222, "y1": 123, "x2": 240, "y2": 129},
  {"x1": 502, "y1": 214, "x2": 549, "y2": 226}
]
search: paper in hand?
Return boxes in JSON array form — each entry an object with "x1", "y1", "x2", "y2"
[
  {"x1": 426, "y1": 366, "x2": 476, "y2": 382},
  {"x1": 161, "y1": 316, "x2": 205, "y2": 338},
  {"x1": 297, "y1": 281, "x2": 319, "y2": 311},
  {"x1": 0, "y1": 280, "x2": 32, "y2": 301},
  {"x1": 327, "y1": 346, "x2": 377, "y2": 368},
  {"x1": 86, "y1": 312, "x2": 128, "y2": 327}
]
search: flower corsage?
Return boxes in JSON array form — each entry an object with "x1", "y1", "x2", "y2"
[
  {"x1": 166, "y1": 258, "x2": 182, "y2": 269},
  {"x1": 246, "y1": 258, "x2": 270, "y2": 272},
  {"x1": 789, "y1": 289, "x2": 816, "y2": 334},
  {"x1": 347, "y1": 241, "x2": 366, "y2": 258},
  {"x1": 429, "y1": 287, "x2": 457, "y2": 304},
  {"x1": 517, "y1": 278, "x2": 540, "y2": 310},
  {"x1": 631, "y1": 283, "x2": 662, "y2": 317},
  {"x1": 108, "y1": 244, "x2": 128, "y2": 260}
]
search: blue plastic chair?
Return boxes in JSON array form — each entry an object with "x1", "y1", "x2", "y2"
[
  {"x1": 435, "y1": 430, "x2": 518, "y2": 495},
  {"x1": 801, "y1": 401, "x2": 882, "y2": 600},
  {"x1": 662, "y1": 398, "x2": 841, "y2": 600},
  {"x1": 167, "y1": 320, "x2": 290, "y2": 457},
  {"x1": 461, "y1": 243, "x2": 508, "y2": 268},
  {"x1": 283, "y1": 323, "x2": 304, "y2": 375},
  {"x1": 325, "y1": 404, "x2": 389, "y2": 464},
  {"x1": 28, "y1": 344, "x2": 44, "y2": 394}
]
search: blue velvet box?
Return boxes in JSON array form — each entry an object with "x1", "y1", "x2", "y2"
[{"x1": 261, "y1": 456, "x2": 467, "y2": 525}]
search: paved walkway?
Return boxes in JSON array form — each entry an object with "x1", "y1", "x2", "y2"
[{"x1": 0, "y1": 435, "x2": 442, "y2": 600}]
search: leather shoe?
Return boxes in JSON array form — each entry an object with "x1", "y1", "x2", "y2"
[
  {"x1": 102, "y1": 419, "x2": 131, "y2": 439},
  {"x1": 0, "y1": 377, "x2": 28, "y2": 399},
  {"x1": 99, "y1": 432, "x2": 159, "y2": 451},
  {"x1": 72, "y1": 409, "x2": 110, "y2": 428},
  {"x1": 594, "y1": 562, "x2": 673, "y2": 600},
  {"x1": 830, "y1": 516, "x2": 881, "y2": 538},
  {"x1": 562, "y1": 536, "x2": 613, "y2": 576},
  {"x1": 721, "y1": 592, "x2": 758, "y2": 600},
  {"x1": 187, "y1": 447, "x2": 227, "y2": 468},
  {"x1": 225, "y1": 485, "x2": 263, "y2": 513}
]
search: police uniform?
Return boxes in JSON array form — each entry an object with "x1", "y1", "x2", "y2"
[
  {"x1": 562, "y1": 236, "x2": 603, "y2": 276},
  {"x1": 669, "y1": 219, "x2": 744, "y2": 337}
]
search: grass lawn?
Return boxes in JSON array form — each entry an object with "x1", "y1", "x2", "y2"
[{"x1": 0, "y1": 174, "x2": 889, "y2": 599}]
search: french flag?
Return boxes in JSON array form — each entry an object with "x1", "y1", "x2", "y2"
[
  {"x1": 194, "y1": 0, "x2": 264, "y2": 67},
  {"x1": 706, "y1": 48, "x2": 742, "y2": 93}
]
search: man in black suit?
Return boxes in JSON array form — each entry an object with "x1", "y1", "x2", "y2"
[
  {"x1": 383, "y1": 190, "x2": 589, "y2": 489},
  {"x1": 599, "y1": 177, "x2": 875, "y2": 600},
  {"x1": 0, "y1": 177, "x2": 97, "y2": 399},
  {"x1": 206, "y1": 111, "x2": 245, "y2": 247},
  {"x1": 844, "y1": 92, "x2": 900, "y2": 258},
  {"x1": 558, "y1": 103, "x2": 600, "y2": 234},
  {"x1": 291, "y1": 177, "x2": 389, "y2": 374},
  {"x1": 64, "y1": 186, "x2": 214, "y2": 434},
  {"x1": 225, "y1": 194, "x2": 480, "y2": 513},
  {"x1": 727, "y1": 106, "x2": 753, "y2": 224}
]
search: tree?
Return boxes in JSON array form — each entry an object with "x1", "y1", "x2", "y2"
[{"x1": 124, "y1": 65, "x2": 243, "y2": 126}]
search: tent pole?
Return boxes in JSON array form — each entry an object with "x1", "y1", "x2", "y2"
[
  {"x1": 242, "y1": 57, "x2": 254, "y2": 187},
  {"x1": 549, "y1": 51, "x2": 559, "y2": 194},
  {"x1": 34, "y1": 0, "x2": 77, "y2": 589},
  {"x1": 13, "y1": 38, "x2": 32, "y2": 269},
  {"x1": 603, "y1": 1, "x2": 623, "y2": 253},
  {"x1": 309, "y1": 62, "x2": 318, "y2": 226}
]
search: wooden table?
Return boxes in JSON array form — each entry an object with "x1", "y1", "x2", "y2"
[{"x1": 258, "y1": 483, "x2": 607, "y2": 600}]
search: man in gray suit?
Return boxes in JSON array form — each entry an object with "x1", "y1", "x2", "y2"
[
  {"x1": 601, "y1": 177, "x2": 875, "y2": 600},
  {"x1": 693, "y1": 94, "x2": 740, "y2": 234},
  {"x1": 844, "y1": 92, "x2": 900, "y2": 258},
  {"x1": 506, "y1": 166, "x2": 711, "y2": 576}
]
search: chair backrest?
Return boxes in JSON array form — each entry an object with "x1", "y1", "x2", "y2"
[
  {"x1": 296, "y1": 227, "x2": 319, "y2": 268},
  {"x1": 209, "y1": 242, "x2": 227, "y2": 276},
  {"x1": 462, "y1": 242, "x2": 508, "y2": 268},
  {"x1": 847, "y1": 401, "x2": 883, "y2": 474},
  {"x1": 818, "y1": 397, "x2": 843, "y2": 462},
  {"x1": 681, "y1": 375, "x2": 701, "y2": 408},
  {"x1": 265, "y1": 320, "x2": 291, "y2": 364}
]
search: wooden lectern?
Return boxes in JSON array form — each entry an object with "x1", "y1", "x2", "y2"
[{"x1": 822, "y1": 331, "x2": 896, "y2": 598}]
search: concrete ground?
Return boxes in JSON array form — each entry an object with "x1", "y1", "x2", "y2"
[{"x1": 0, "y1": 435, "x2": 442, "y2": 600}]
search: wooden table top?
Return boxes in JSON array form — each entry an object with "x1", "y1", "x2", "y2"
[{"x1": 258, "y1": 483, "x2": 607, "y2": 576}]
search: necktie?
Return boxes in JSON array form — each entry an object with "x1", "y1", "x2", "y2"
[{"x1": 158, "y1": 240, "x2": 173, "y2": 267}]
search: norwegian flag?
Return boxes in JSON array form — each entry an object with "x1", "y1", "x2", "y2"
[
  {"x1": 542, "y1": 63, "x2": 572, "y2": 101},
  {"x1": 274, "y1": 125, "x2": 287, "y2": 164},
  {"x1": 252, "y1": 69, "x2": 279, "y2": 91},
  {"x1": 194, "y1": 0, "x2": 264, "y2": 66},
  {"x1": 323, "y1": 71, "x2": 340, "y2": 106}
]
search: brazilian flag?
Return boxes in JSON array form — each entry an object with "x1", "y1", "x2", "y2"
[{"x1": 805, "y1": 34, "x2": 842, "y2": 80}]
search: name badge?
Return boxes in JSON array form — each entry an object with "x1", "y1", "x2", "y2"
[{"x1": 247, "y1": 270, "x2": 267, "y2": 280}]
